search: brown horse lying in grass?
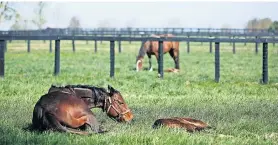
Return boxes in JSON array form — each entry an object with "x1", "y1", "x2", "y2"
[
  {"x1": 136, "y1": 34, "x2": 180, "y2": 72},
  {"x1": 32, "y1": 85, "x2": 133, "y2": 135},
  {"x1": 152, "y1": 117, "x2": 211, "y2": 132}
]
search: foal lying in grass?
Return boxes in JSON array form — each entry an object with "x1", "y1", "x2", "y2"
[{"x1": 152, "y1": 117, "x2": 211, "y2": 132}]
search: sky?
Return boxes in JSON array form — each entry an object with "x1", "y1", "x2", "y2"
[{"x1": 1, "y1": 1, "x2": 278, "y2": 30}]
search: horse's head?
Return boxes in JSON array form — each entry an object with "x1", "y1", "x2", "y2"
[
  {"x1": 104, "y1": 85, "x2": 134, "y2": 122},
  {"x1": 136, "y1": 56, "x2": 143, "y2": 72}
]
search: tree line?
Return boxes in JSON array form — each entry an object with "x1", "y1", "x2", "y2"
[
  {"x1": 1, "y1": 2, "x2": 81, "y2": 31},
  {"x1": 1, "y1": 2, "x2": 278, "y2": 31},
  {"x1": 245, "y1": 18, "x2": 278, "y2": 32}
]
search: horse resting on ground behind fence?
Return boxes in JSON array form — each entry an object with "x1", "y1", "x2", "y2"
[
  {"x1": 31, "y1": 85, "x2": 133, "y2": 135},
  {"x1": 136, "y1": 34, "x2": 180, "y2": 72}
]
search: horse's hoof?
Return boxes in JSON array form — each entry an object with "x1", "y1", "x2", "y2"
[
  {"x1": 97, "y1": 129, "x2": 108, "y2": 134},
  {"x1": 157, "y1": 73, "x2": 161, "y2": 78},
  {"x1": 149, "y1": 67, "x2": 153, "y2": 72}
]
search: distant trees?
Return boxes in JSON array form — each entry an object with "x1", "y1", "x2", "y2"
[
  {"x1": 97, "y1": 19, "x2": 112, "y2": 28},
  {"x1": 0, "y1": 2, "x2": 20, "y2": 24},
  {"x1": 9, "y1": 20, "x2": 21, "y2": 30},
  {"x1": 68, "y1": 16, "x2": 80, "y2": 28},
  {"x1": 221, "y1": 24, "x2": 231, "y2": 33},
  {"x1": 125, "y1": 18, "x2": 137, "y2": 28},
  {"x1": 245, "y1": 18, "x2": 272, "y2": 30},
  {"x1": 268, "y1": 21, "x2": 278, "y2": 32},
  {"x1": 9, "y1": 19, "x2": 31, "y2": 30},
  {"x1": 32, "y1": 2, "x2": 47, "y2": 30}
]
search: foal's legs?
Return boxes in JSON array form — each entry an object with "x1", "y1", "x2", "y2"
[
  {"x1": 147, "y1": 53, "x2": 153, "y2": 71},
  {"x1": 169, "y1": 49, "x2": 180, "y2": 69}
]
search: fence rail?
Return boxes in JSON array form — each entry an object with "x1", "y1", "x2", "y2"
[
  {"x1": 0, "y1": 27, "x2": 277, "y2": 84},
  {"x1": 0, "y1": 36, "x2": 278, "y2": 43},
  {"x1": 0, "y1": 27, "x2": 278, "y2": 37}
]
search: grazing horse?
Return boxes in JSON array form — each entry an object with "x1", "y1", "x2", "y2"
[
  {"x1": 136, "y1": 34, "x2": 180, "y2": 71},
  {"x1": 32, "y1": 85, "x2": 133, "y2": 135},
  {"x1": 152, "y1": 117, "x2": 211, "y2": 132}
]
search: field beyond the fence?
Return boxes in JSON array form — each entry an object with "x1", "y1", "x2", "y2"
[{"x1": 1, "y1": 41, "x2": 278, "y2": 145}]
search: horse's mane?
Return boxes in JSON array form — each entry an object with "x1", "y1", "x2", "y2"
[{"x1": 51, "y1": 85, "x2": 109, "y2": 103}]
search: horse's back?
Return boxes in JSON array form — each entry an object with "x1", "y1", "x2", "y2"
[
  {"x1": 173, "y1": 117, "x2": 209, "y2": 128},
  {"x1": 32, "y1": 91, "x2": 89, "y2": 129}
]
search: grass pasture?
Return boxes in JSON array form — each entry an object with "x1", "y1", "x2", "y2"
[{"x1": 1, "y1": 40, "x2": 278, "y2": 145}]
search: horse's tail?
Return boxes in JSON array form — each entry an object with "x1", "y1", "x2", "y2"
[{"x1": 30, "y1": 104, "x2": 45, "y2": 131}]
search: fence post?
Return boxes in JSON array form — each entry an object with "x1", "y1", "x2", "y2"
[
  {"x1": 86, "y1": 32, "x2": 89, "y2": 45},
  {"x1": 244, "y1": 36, "x2": 247, "y2": 46},
  {"x1": 101, "y1": 32, "x2": 103, "y2": 44},
  {"x1": 49, "y1": 40, "x2": 52, "y2": 53},
  {"x1": 110, "y1": 40, "x2": 115, "y2": 78},
  {"x1": 0, "y1": 40, "x2": 5, "y2": 78},
  {"x1": 255, "y1": 36, "x2": 258, "y2": 54},
  {"x1": 158, "y1": 40, "x2": 164, "y2": 78},
  {"x1": 118, "y1": 35, "x2": 121, "y2": 53},
  {"x1": 262, "y1": 42, "x2": 268, "y2": 84},
  {"x1": 233, "y1": 41, "x2": 235, "y2": 54},
  {"x1": 209, "y1": 41, "x2": 212, "y2": 53},
  {"x1": 72, "y1": 39, "x2": 75, "y2": 52},
  {"x1": 187, "y1": 36, "x2": 190, "y2": 53},
  {"x1": 129, "y1": 32, "x2": 131, "y2": 44},
  {"x1": 54, "y1": 40, "x2": 60, "y2": 76},
  {"x1": 4, "y1": 40, "x2": 7, "y2": 52},
  {"x1": 215, "y1": 42, "x2": 220, "y2": 82},
  {"x1": 94, "y1": 34, "x2": 97, "y2": 53},
  {"x1": 273, "y1": 37, "x2": 275, "y2": 47},
  {"x1": 27, "y1": 40, "x2": 30, "y2": 53}
]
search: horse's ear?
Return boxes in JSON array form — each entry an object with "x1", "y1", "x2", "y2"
[{"x1": 108, "y1": 85, "x2": 116, "y2": 93}]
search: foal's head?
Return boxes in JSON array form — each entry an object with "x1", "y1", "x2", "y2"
[{"x1": 104, "y1": 85, "x2": 134, "y2": 122}]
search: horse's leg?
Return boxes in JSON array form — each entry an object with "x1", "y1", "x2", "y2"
[
  {"x1": 45, "y1": 112, "x2": 91, "y2": 135},
  {"x1": 169, "y1": 49, "x2": 180, "y2": 69},
  {"x1": 147, "y1": 53, "x2": 153, "y2": 71},
  {"x1": 83, "y1": 111, "x2": 104, "y2": 133}
]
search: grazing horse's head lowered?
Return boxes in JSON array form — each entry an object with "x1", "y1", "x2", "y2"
[{"x1": 136, "y1": 34, "x2": 180, "y2": 72}]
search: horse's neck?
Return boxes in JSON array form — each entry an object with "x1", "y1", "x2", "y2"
[
  {"x1": 49, "y1": 85, "x2": 107, "y2": 109},
  {"x1": 137, "y1": 41, "x2": 149, "y2": 59},
  {"x1": 73, "y1": 88, "x2": 93, "y2": 99},
  {"x1": 73, "y1": 87, "x2": 107, "y2": 109}
]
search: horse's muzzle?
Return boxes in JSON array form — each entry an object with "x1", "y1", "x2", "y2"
[{"x1": 119, "y1": 111, "x2": 134, "y2": 122}]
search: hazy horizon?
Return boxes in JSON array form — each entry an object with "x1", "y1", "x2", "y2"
[{"x1": 1, "y1": 1, "x2": 278, "y2": 30}]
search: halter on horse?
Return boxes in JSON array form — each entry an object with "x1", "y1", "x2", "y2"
[{"x1": 32, "y1": 85, "x2": 133, "y2": 135}]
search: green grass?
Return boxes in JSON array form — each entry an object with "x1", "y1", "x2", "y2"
[{"x1": 1, "y1": 40, "x2": 278, "y2": 145}]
